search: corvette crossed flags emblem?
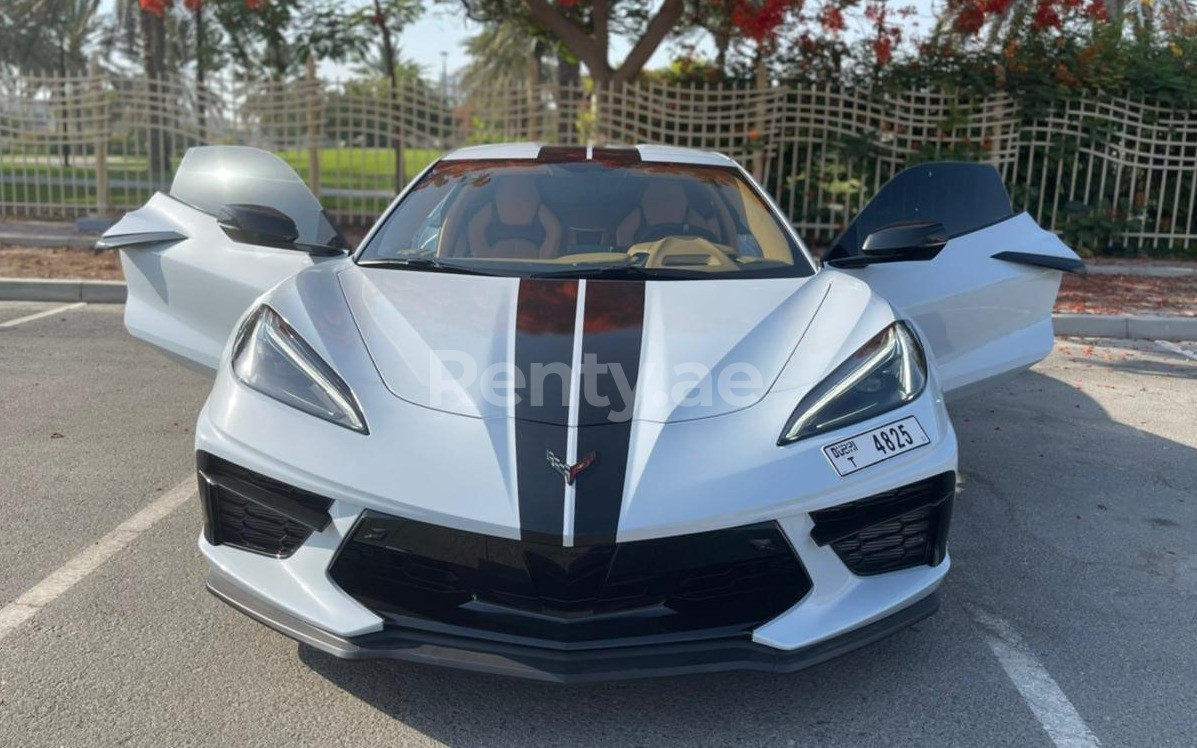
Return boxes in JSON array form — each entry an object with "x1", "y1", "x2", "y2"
[{"x1": 546, "y1": 449, "x2": 598, "y2": 486}]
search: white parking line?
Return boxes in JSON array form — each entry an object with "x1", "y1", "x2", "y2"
[
  {"x1": 0, "y1": 301, "x2": 87, "y2": 328},
  {"x1": 1155, "y1": 340, "x2": 1197, "y2": 363},
  {"x1": 0, "y1": 477, "x2": 195, "y2": 643},
  {"x1": 966, "y1": 604, "x2": 1101, "y2": 748}
]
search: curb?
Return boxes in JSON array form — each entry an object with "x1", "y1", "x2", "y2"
[
  {"x1": 0, "y1": 277, "x2": 126, "y2": 304},
  {"x1": 0, "y1": 279, "x2": 1193, "y2": 340},
  {"x1": 1052, "y1": 313, "x2": 1197, "y2": 341},
  {"x1": 1087, "y1": 264, "x2": 1195, "y2": 278},
  {"x1": 0, "y1": 233, "x2": 99, "y2": 250}
]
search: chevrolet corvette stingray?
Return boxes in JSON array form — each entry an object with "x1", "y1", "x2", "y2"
[{"x1": 98, "y1": 143, "x2": 1082, "y2": 682}]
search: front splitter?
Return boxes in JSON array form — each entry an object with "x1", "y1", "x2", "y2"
[{"x1": 207, "y1": 569, "x2": 939, "y2": 683}]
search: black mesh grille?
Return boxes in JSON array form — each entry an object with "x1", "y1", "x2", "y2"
[
  {"x1": 208, "y1": 486, "x2": 314, "y2": 557},
  {"x1": 829, "y1": 504, "x2": 943, "y2": 574},
  {"x1": 329, "y1": 514, "x2": 812, "y2": 646},
  {"x1": 811, "y1": 472, "x2": 955, "y2": 576},
  {"x1": 197, "y1": 452, "x2": 333, "y2": 558}
]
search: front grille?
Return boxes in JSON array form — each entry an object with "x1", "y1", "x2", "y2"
[
  {"x1": 810, "y1": 472, "x2": 955, "y2": 576},
  {"x1": 197, "y1": 452, "x2": 333, "y2": 558},
  {"x1": 329, "y1": 513, "x2": 812, "y2": 646}
]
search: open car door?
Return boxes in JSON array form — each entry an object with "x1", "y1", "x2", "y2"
[
  {"x1": 98, "y1": 146, "x2": 347, "y2": 371},
  {"x1": 825, "y1": 163, "x2": 1084, "y2": 400}
]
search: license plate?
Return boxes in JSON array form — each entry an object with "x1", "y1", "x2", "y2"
[{"x1": 823, "y1": 416, "x2": 930, "y2": 476}]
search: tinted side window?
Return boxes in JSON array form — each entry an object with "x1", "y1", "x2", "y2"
[
  {"x1": 828, "y1": 162, "x2": 1013, "y2": 258},
  {"x1": 170, "y1": 146, "x2": 344, "y2": 247}
]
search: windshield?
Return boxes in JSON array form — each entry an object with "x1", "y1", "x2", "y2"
[{"x1": 356, "y1": 158, "x2": 813, "y2": 279}]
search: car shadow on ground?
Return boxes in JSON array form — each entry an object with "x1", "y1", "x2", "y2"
[
  {"x1": 1056, "y1": 338, "x2": 1195, "y2": 380},
  {"x1": 297, "y1": 363, "x2": 1196, "y2": 747}
]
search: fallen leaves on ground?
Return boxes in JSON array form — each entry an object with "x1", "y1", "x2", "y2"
[
  {"x1": 1056, "y1": 273, "x2": 1197, "y2": 317},
  {"x1": 0, "y1": 248, "x2": 123, "y2": 280}
]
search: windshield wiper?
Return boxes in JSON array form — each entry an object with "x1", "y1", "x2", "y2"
[
  {"x1": 357, "y1": 257, "x2": 498, "y2": 276},
  {"x1": 529, "y1": 264, "x2": 702, "y2": 280}
]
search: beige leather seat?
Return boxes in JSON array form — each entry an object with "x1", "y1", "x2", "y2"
[
  {"x1": 616, "y1": 179, "x2": 724, "y2": 246},
  {"x1": 465, "y1": 176, "x2": 562, "y2": 259}
]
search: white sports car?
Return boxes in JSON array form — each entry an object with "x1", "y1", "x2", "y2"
[{"x1": 99, "y1": 144, "x2": 1082, "y2": 682}]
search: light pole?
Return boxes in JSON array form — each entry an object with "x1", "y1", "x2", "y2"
[{"x1": 440, "y1": 51, "x2": 449, "y2": 103}]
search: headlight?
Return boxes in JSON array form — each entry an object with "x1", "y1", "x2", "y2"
[
  {"x1": 778, "y1": 322, "x2": 925, "y2": 445},
  {"x1": 232, "y1": 306, "x2": 368, "y2": 434}
]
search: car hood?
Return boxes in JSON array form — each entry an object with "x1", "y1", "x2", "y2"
[{"x1": 338, "y1": 265, "x2": 833, "y2": 424}]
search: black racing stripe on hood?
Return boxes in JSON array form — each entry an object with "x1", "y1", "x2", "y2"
[
  {"x1": 514, "y1": 279, "x2": 578, "y2": 544},
  {"x1": 573, "y1": 281, "x2": 645, "y2": 546}
]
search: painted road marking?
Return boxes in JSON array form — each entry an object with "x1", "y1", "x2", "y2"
[
  {"x1": 0, "y1": 477, "x2": 195, "y2": 643},
  {"x1": 966, "y1": 604, "x2": 1101, "y2": 748},
  {"x1": 0, "y1": 301, "x2": 87, "y2": 329},
  {"x1": 1155, "y1": 340, "x2": 1197, "y2": 363}
]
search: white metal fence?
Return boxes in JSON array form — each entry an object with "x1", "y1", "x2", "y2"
[{"x1": 2, "y1": 68, "x2": 1195, "y2": 253}]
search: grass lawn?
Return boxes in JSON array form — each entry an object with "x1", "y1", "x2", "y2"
[
  {"x1": 0, "y1": 182, "x2": 147, "y2": 214},
  {"x1": 276, "y1": 147, "x2": 441, "y2": 190},
  {"x1": 0, "y1": 146, "x2": 442, "y2": 220}
]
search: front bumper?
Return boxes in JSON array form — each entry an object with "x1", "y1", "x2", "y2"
[
  {"x1": 198, "y1": 454, "x2": 954, "y2": 681},
  {"x1": 196, "y1": 366, "x2": 958, "y2": 680},
  {"x1": 208, "y1": 569, "x2": 940, "y2": 683}
]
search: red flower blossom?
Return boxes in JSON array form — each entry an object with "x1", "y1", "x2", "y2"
[
  {"x1": 874, "y1": 35, "x2": 895, "y2": 65},
  {"x1": 1033, "y1": 1, "x2": 1061, "y2": 29},
  {"x1": 953, "y1": 4, "x2": 986, "y2": 33},
  {"x1": 1086, "y1": 0, "x2": 1109, "y2": 20},
  {"x1": 729, "y1": 0, "x2": 801, "y2": 46},
  {"x1": 821, "y1": 6, "x2": 846, "y2": 32},
  {"x1": 139, "y1": 0, "x2": 170, "y2": 17}
]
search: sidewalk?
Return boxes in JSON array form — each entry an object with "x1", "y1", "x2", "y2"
[{"x1": 0, "y1": 218, "x2": 113, "y2": 249}]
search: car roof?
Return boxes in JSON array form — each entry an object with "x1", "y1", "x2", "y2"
[{"x1": 439, "y1": 142, "x2": 738, "y2": 168}]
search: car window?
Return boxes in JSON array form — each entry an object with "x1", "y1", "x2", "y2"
[
  {"x1": 358, "y1": 159, "x2": 813, "y2": 279},
  {"x1": 170, "y1": 145, "x2": 344, "y2": 248},
  {"x1": 827, "y1": 162, "x2": 1013, "y2": 259}
]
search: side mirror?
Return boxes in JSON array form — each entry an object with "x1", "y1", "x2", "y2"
[
  {"x1": 219, "y1": 203, "x2": 300, "y2": 248},
  {"x1": 828, "y1": 221, "x2": 948, "y2": 268}
]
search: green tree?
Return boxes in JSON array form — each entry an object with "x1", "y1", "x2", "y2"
[
  {"x1": 210, "y1": 0, "x2": 374, "y2": 81},
  {"x1": 460, "y1": 20, "x2": 555, "y2": 140},
  {"x1": 1, "y1": 0, "x2": 102, "y2": 74},
  {"x1": 461, "y1": 19, "x2": 553, "y2": 91},
  {"x1": 0, "y1": 0, "x2": 103, "y2": 165},
  {"x1": 362, "y1": 0, "x2": 422, "y2": 186},
  {"x1": 453, "y1": 0, "x2": 686, "y2": 86}
]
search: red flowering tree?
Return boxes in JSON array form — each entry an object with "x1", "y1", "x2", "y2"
[
  {"x1": 679, "y1": 0, "x2": 915, "y2": 80},
  {"x1": 941, "y1": 0, "x2": 1109, "y2": 40}
]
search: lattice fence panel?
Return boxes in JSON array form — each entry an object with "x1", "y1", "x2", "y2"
[
  {"x1": 0, "y1": 72, "x2": 106, "y2": 218},
  {"x1": 759, "y1": 87, "x2": 1021, "y2": 244},
  {"x1": 1, "y1": 69, "x2": 1195, "y2": 253}
]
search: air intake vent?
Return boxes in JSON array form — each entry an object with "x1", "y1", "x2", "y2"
[
  {"x1": 197, "y1": 451, "x2": 333, "y2": 558},
  {"x1": 329, "y1": 514, "x2": 811, "y2": 646},
  {"x1": 810, "y1": 472, "x2": 955, "y2": 576}
]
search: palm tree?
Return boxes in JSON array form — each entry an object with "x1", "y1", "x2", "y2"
[
  {"x1": 461, "y1": 20, "x2": 554, "y2": 141},
  {"x1": 1, "y1": 0, "x2": 101, "y2": 74},
  {"x1": 461, "y1": 21, "x2": 553, "y2": 91},
  {"x1": 0, "y1": 0, "x2": 102, "y2": 166}
]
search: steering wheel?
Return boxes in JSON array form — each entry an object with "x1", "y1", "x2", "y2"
[
  {"x1": 636, "y1": 222, "x2": 721, "y2": 244},
  {"x1": 634, "y1": 237, "x2": 739, "y2": 271}
]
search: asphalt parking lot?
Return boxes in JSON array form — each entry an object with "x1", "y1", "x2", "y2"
[{"x1": 1, "y1": 300, "x2": 1195, "y2": 747}]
